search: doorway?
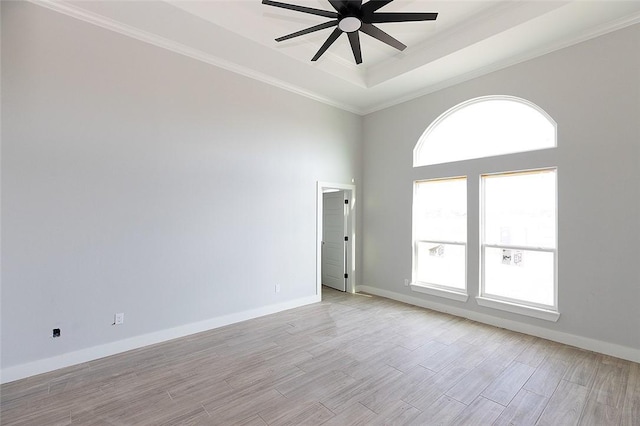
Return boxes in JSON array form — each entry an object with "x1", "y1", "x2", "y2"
[
  {"x1": 322, "y1": 190, "x2": 347, "y2": 292},
  {"x1": 316, "y1": 182, "x2": 356, "y2": 296}
]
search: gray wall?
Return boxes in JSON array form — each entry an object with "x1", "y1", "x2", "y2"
[
  {"x1": 1, "y1": 2, "x2": 362, "y2": 369},
  {"x1": 362, "y1": 23, "x2": 640, "y2": 351},
  {"x1": 2, "y1": 0, "x2": 639, "y2": 377}
]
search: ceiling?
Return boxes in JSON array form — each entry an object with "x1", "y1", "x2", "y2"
[{"x1": 36, "y1": 1, "x2": 640, "y2": 114}]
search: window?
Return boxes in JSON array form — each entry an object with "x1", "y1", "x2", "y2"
[
  {"x1": 412, "y1": 177, "x2": 467, "y2": 301},
  {"x1": 480, "y1": 169, "x2": 557, "y2": 314},
  {"x1": 411, "y1": 96, "x2": 558, "y2": 320},
  {"x1": 414, "y1": 96, "x2": 556, "y2": 166}
]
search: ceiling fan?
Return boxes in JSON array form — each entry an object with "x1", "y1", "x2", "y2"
[{"x1": 262, "y1": 0, "x2": 438, "y2": 65}]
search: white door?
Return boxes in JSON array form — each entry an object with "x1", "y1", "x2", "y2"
[{"x1": 322, "y1": 191, "x2": 347, "y2": 291}]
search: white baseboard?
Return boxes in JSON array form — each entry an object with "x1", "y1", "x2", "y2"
[
  {"x1": 1, "y1": 295, "x2": 320, "y2": 384},
  {"x1": 356, "y1": 285, "x2": 640, "y2": 364}
]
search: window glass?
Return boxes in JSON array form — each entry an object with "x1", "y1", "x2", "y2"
[
  {"x1": 414, "y1": 178, "x2": 467, "y2": 242},
  {"x1": 416, "y1": 242, "x2": 466, "y2": 290},
  {"x1": 414, "y1": 97, "x2": 556, "y2": 167},
  {"x1": 484, "y1": 248, "x2": 555, "y2": 306},
  {"x1": 483, "y1": 171, "x2": 556, "y2": 248},
  {"x1": 413, "y1": 178, "x2": 466, "y2": 291},
  {"x1": 481, "y1": 169, "x2": 557, "y2": 309}
]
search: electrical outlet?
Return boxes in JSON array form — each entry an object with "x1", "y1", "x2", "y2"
[
  {"x1": 114, "y1": 313, "x2": 124, "y2": 325},
  {"x1": 275, "y1": 284, "x2": 281, "y2": 293},
  {"x1": 404, "y1": 279, "x2": 410, "y2": 287}
]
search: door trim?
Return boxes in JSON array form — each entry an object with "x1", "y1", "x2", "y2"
[{"x1": 316, "y1": 182, "x2": 356, "y2": 295}]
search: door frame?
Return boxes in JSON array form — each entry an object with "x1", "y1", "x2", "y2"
[{"x1": 316, "y1": 181, "x2": 356, "y2": 296}]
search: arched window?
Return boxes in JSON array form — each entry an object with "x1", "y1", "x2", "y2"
[
  {"x1": 414, "y1": 96, "x2": 556, "y2": 167},
  {"x1": 411, "y1": 96, "x2": 559, "y2": 321}
]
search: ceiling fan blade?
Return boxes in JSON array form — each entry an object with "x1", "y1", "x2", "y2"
[
  {"x1": 361, "y1": 0, "x2": 393, "y2": 14},
  {"x1": 275, "y1": 21, "x2": 338, "y2": 42},
  {"x1": 365, "y1": 12, "x2": 438, "y2": 23},
  {"x1": 262, "y1": 0, "x2": 338, "y2": 19},
  {"x1": 327, "y1": 0, "x2": 346, "y2": 13},
  {"x1": 346, "y1": 0, "x2": 363, "y2": 9},
  {"x1": 311, "y1": 27, "x2": 343, "y2": 61},
  {"x1": 347, "y1": 31, "x2": 363, "y2": 64},
  {"x1": 359, "y1": 23, "x2": 406, "y2": 51}
]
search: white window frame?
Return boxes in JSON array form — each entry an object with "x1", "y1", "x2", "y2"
[
  {"x1": 411, "y1": 95, "x2": 559, "y2": 320},
  {"x1": 478, "y1": 168, "x2": 559, "y2": 322},
  {"x1": 411, "y1": 177, "x2": 468, "y2": 302}
]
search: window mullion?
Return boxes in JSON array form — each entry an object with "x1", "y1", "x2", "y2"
[{"x1": 483, "y1": 243, "x2": 555, "y2": 253}]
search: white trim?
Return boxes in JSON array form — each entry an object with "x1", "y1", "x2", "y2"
[
  {"x1": 29, "y1": 2, "x2": 640, "y2": 118},
  {"x1": 0, "y1": 294, "x2": 320, "y2": 384},
  {"x1": 356, "y1": 285, "x2": 640, "y2": 364},
  {"x1": 417, "y1": 240, "x2": 466, "y2": 247},
  {"x1": 27, "y1": 0, "x2": 362, "y2": 116},
  {"x1": 361, "y1": 11, "x2": 640, "y2": 115},
  {"x1": 484, "y1": 244, "x2": 554, "y2": 253},
  {"x1": 410, "y1": 283, "x2": 468, "y2": 302},
  {"x1": 476, "y1": 296, "x2": 559, "y2": 322},
  {"x1": 316, "y1": 182, "x2": 357, "y2": 295}
]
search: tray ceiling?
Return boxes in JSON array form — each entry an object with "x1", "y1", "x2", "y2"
[{"x1": 35, "y1": 1, "x2": 640, "y2": 114}]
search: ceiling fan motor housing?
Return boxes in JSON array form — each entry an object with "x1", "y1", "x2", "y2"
[{"x1": 338, "y1": 16, "x2": 362, "y2": 32}]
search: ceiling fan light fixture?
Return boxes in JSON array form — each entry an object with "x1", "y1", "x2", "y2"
[
  {"x1": 262, "y1": 0, "x2": 438, "y2": 64},
  {"x1": 338, "y1": 17, "x2": 361, "y2": 33}
]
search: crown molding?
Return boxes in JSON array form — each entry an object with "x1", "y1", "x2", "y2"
[
  {"x1": 362, "y1": 10, "x2": 640, "y2": 115},
  {"x1": 28, "y1": 0, "x2": 365, "y2": 115},
  {"x1": 25, "y1": 1, "x2": 640, "y2": 117}
]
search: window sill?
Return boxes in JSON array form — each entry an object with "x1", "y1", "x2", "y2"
[
  {"x1": 476, "y1": 296, "x2": 560, "y2": 322},
  {"x1": 410, "y1": 283, "x2": 468, "y2": 302}
]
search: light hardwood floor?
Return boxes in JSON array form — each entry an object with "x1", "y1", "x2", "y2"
[{"x1": 1, "y1": 288, "x2": 639, "y2": 425}]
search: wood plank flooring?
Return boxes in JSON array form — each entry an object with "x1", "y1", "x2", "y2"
[{"x1": 1, "y1": 287, "x2": 639, "y2": 425}]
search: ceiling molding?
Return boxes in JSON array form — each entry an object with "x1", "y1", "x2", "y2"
[
  {"x1": 28, "y1": 0, "x2": 365, "y2": 115},
  {"x1": 362, "y1": 9, "x2": 640, "y2": 115},
  {"x1": 364, "y1": 0, "x2": 547, "y2": 88},
  {"x1": 27, "y1": 1, "x2": 640, "y2": 117}
]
